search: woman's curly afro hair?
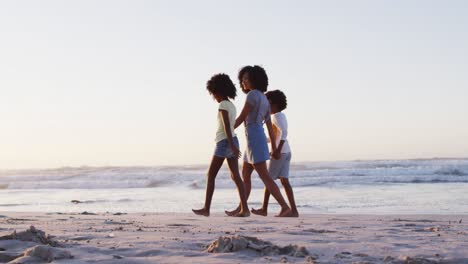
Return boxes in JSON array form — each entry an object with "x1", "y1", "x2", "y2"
[
  {"x1": 238, "y1": 65, "x2": 269, "y2": 93},
  {"x1": 265, "y1": 90, "x2": 287, "y2": 111},
  {"x1": 238, "y1": 65, "x2": 252, "y2": 93},
  {"x1": 206, "y1": 73, "x2": 237, "y2": 99}
]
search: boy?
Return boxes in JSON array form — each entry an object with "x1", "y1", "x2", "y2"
[{"x1": 251, "y1": 90, "x2": 298, "y2": 217}]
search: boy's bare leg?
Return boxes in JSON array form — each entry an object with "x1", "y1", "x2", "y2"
[
  {"x1": 281, "y1": 178, "x2": 299, "y2": 217},
  {"x1": 226, "y1": 158, "x2": 250, "y2": 217},
  {"x1": 192, "y1": 156, "x2": 225, "y2": 217},
  {"x1": 251, "y1": 187, "x2": 269, "y2": 216},
  {"x1": 225, "y1": 162, "x2": 254, "y2": 216},
  {"x1": 253, "y1": 162, "x2": 293, "y2": 217}
]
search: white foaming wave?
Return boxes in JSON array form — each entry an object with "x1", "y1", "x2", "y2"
[{"x1": 1, "y1": 158, "x2": 468, "y2": 189}]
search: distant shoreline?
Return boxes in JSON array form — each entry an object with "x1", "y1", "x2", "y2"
[{"x1": 2, "y1": 156, "x2": 468, "y2": 172}]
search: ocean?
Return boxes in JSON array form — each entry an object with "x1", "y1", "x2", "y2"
[{"x1": 1, "y1": 158, "x2": 467, "y2": 214}]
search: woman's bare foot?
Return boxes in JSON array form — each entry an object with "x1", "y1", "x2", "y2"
[
  {"x1": 224, "y1": 207, "x2": 240, "y2": 216},
  {"x1": 192, "y1": 208, "x2": 209, "y2": 217},
  {"x1": 275, "y1": 207, "x2": 293, "y2": 217},
  {"x1": 234, "y1": 210, "x2": 251, "y2": 217},
  {"x1": 251, "y1": 208, "x2": 268, "y2": 216}
]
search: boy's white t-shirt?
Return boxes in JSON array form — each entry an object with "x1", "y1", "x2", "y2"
[
  {"x1": 215, "y1": 100, "x2": 237, "y2": 142},
  {"x1": 271, "y1": 112, "x2": 291, "y2": 153}
]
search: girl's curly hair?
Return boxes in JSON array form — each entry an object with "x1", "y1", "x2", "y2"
[{"x1": 206, "y1": 73, "x2": 237, "y2": 99}]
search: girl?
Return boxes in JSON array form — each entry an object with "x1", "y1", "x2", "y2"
[
  {"x1": 226, "y1": 66, "x2": 293, "y2": 217},
  {"x1": 192, "y1": 73, "x2": 250, "y2": 217}
]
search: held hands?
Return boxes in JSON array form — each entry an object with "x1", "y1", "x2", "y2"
[
  {"x1": 231, "y1": 145, "x2": 242, "y2": 159},
  {"x1": 270, "y1": 149, "x2": 281, "y2": 160}
]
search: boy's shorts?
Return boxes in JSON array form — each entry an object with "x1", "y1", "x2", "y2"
[
  {"x1": 269, "y1": 152, "x2": 292, "y2": 180},
  {"x1": 214, "y1": 137, "x2": 239, "y2": 159}
]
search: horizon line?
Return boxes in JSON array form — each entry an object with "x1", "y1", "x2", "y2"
[{"x1": 1, "y1": 156, "x2": 467, "y2": 172}]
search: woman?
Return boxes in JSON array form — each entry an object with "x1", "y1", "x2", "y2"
[{"x1": 226, "y1": 65, "x2": 292, "y2": 217}]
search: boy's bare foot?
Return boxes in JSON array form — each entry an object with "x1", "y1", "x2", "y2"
[
  {"x1": 234, "y1": 210, "x2": 251, "y2": 217},
  {"x1": 291, "y1": 211, "x2": 299, "y2": 217},
  {"x1": 192, "y1": 208, "x2": 209, "y2": 217},
  {"x1": 275, "y1": 207, "x2": 293, "y2": 217},
  {"x1": 224, "y1": 207, "x2": 240, "y2": 216},
  {"x1": 251, "y1": 208, "x2": 268, "y2": 216}
]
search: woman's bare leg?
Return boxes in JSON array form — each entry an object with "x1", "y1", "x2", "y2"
[
  {"x1": 251, "y1": 187, "x2": 269, "y2": 216},
  {"x1": 225, "y1": 162, "x2": 254, "y2": 216},
  {"x1": 192, "y1": 156, "x2": 225, "y2": 216}
]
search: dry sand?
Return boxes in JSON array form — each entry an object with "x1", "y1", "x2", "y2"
[{"x1": 0, "y1": 212, "x2": 467, "y2": 263}]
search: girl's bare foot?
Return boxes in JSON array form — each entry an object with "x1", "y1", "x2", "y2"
[
  {"x1": 224, "y1": 207, "x2": 240, "y2": 216},
  {"x1": 192, "y1": 208, "x2": 209, "y2": 217},
  {"x1": 251, "y1": 208, "x2": 268, "y2": 216},
  {"x1": 234, "y1": 210, "x2": 251, "y2": 217},
  {"x1": 275, "y1": 207, "x2": 293, "y2": 217}
]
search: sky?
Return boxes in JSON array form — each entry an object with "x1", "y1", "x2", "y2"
[{"x1": 1, "y1": 0, "x2": 467, "y2": 169}]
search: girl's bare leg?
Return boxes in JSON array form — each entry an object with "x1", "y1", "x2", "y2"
[
  {"x1": 253, "y1": 161, "x2": 292, "y2": 217},
  {"x1": 225, "y1": 162, "x2": 254, "y2": 216},
  {"x1": 192, "y1": 156, "x2": 225, "y2": 216},
  {"x1": 226, "y1": 158, "x2": 250, "y2": 217}
]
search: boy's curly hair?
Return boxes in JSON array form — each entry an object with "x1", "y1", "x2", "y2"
[
  {"x1": 238, "y1": 65, "x2": 269, "y2": 92},
  {"x1": 265, "y1": 90, "x2": 287, "y2": 111},
  {"x1": 206, "y1": 73, "x2": 237, "y2": 99}
]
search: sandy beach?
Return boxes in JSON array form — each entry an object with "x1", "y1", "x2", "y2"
[{"x1": 0, "y1": 212, "x2": 467, "y2": 263}]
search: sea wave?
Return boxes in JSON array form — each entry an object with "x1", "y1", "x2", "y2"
[{"x1": 0, "y1": 158, "x2": 467, "y2": 189}]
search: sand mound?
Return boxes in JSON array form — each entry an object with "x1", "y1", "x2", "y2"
[
  {"x1": 207, "y1": 235, "x2": 309, "y2": 257},
  {"x1": 0, "y1": 226, "x2": 58, "y2": 247},
  {"x1": 0, "y1": 226, "x2": 71, "y2": 263},
  {"x1": 9, "y1": 245, "x2": 73, "y2": 263}
]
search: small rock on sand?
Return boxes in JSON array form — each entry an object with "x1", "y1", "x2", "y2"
[{"x1": 80, "y1": 211, "x2": 97, "y2": 215}]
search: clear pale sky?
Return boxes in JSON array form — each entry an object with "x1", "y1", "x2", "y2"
[{"x1": 1, "y1": 1, "x2": 467, "y2": 169}]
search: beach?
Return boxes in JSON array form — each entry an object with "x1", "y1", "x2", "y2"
[
  {"x1": 2, "y1": 0, "x2": 468, "y2": 262},
  {"x1": 1, "y1": 212, "x2": 467, "y2": 263},
  {"x1": 1, "y1": 159, "x2": 468, "y2": 263}
]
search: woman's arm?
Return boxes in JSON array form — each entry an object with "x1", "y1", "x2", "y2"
[
  {"x1": 221, "y1": 110, "x2": 240, "y2": 159},
  {"x1": 234, "y1": 102, "x2": 252, "y2": 129}
]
